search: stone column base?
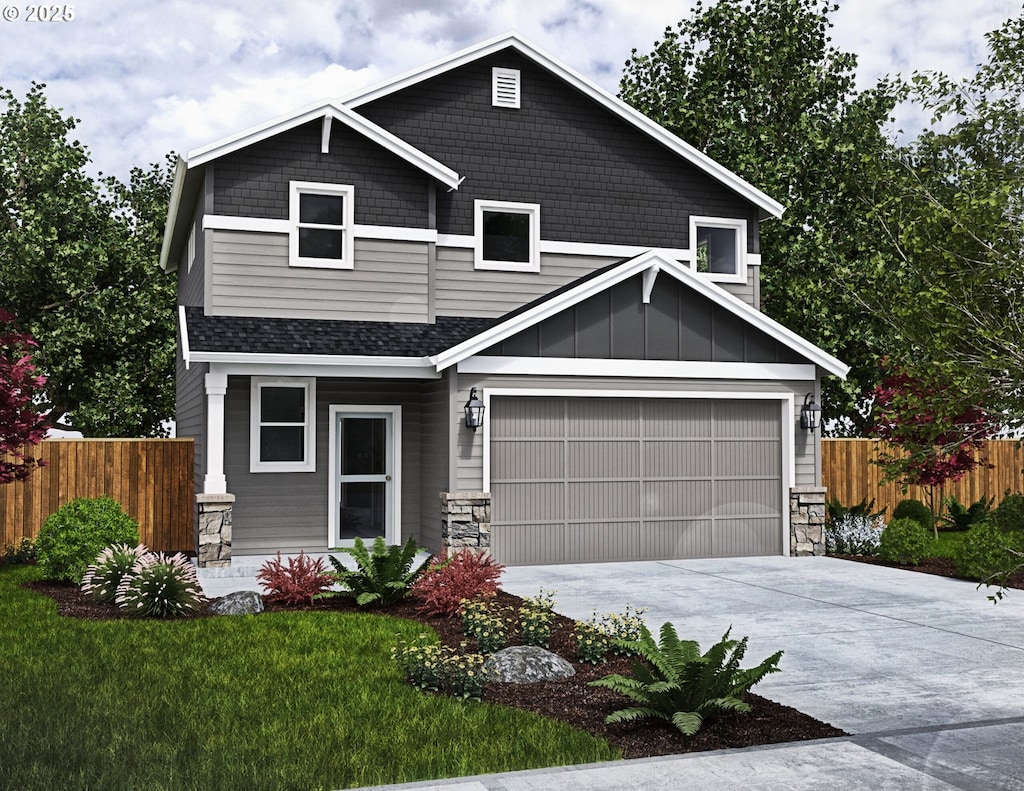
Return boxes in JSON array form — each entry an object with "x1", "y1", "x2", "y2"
[
  {"x1": 197, "y1": 493, "x2": 234, "y2": 568},
  {"x1": 790, "y1": 486, "x2": 826, "y2": 556},
  {"x1": 440, "y1": 492, "x2": 491, "y2": 555}
]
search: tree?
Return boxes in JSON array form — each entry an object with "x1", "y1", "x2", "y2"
[
  {"x1": 619, "y1": 0, "x2": 901, "y2": 434},
  {"x1": 0, "y1": 83, "x2": 175, "y2": 437},
  {"x1": 0, "y1": 311, "x2": 49, "y2": 483},
  {"x1": 871, "y1": 363, "x2": 999, "y2": 536},
  {"x1": 863, "y1": 14, "x2": 1024, "y2": 430}
]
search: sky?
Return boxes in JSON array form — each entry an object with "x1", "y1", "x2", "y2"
[{"x1": 0, "y1": 0, "x2": 1021, "y2": 181}]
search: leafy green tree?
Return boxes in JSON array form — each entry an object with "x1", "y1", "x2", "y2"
[
  {"x1": 620, "y1": 0, "x2": 900, "y2": 434},
  {"x1": 862, "y1": 14, "x2": 1024, "y2": 432},
  {"x1": 0, "y1": 83, "x2": 175, "y2": 437}
]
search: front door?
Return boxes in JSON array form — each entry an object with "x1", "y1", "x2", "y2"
[{"x1": 329, "y1": 406, "x2": 400, "y2": 547}]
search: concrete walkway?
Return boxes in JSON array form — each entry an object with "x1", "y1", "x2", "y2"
[{"x1": 197, "y1": 556, "x2": 1024, "y2": 790}]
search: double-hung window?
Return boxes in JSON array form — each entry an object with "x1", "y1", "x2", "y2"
[
  {"x1": 250, "y1": 377, "x2": 316, "y2": 472},
  {"x1": 689, "y1": 216, "x2": 746, "y2": 282},
  {"x1": 289, "y1": 181, "x2": 354, "y2": 269},
  {"x1": 474, "y1": 199, "x2": 540, "y2": 272}
]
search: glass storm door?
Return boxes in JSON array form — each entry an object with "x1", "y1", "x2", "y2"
[{"x1": 335, "y1": 412, "x2": 395, "y2": 545}]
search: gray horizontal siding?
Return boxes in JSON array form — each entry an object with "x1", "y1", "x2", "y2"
[
  {"x1": 209, "y1": 231, "x2": 429, "y2": 321},
  {"x1": 435, "y1": 248, "x2": 622, "y2": 318},
  {"x1": 226, "y1": 377, "x2": 430, "y2": 555}
]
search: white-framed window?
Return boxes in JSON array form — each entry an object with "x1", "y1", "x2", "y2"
[
  {"x1": 474, "y1": 199, "x2": 541, "y2": 272},
  {"x1": 289, "y1": 181, "x2": 354, "y2": 269},
  {"x1": 689, "y1": 216, "x2": 747, "y2": 283},
  {"x1": 250, "y1": 377, "x2": 316, "y2": 472},
  {"x1": 492, "y1": 68, "x2": 520, "y2": 108}
]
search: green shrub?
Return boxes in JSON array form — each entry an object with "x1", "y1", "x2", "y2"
[
  {"x1": 878, "y1": 518, "x2": 931, "y2": 565},
  {"x1": 952, "y1": 520, "x2": 1024, "y2": 583},
  {"x1": 573, "y1": 605, "x2": 650, "y2": 664},
  {"x1": 80, "y1": 543, "x2": 151, "y2": 604},
  {"x1": 990, "y1": 493, "x2": 1024, "y2": 533},
  {"x1": 391, "y1": 634, "x2": 489, "y2": 700},
  {"x1": 325, "y1": 537, "x2": 431, "y2": 607},
  {"x1": 939, "y1": 495, "x2": 993, "y2": 531},
  {"x1": 114, "y1": 551, "x2": 205, "y2": 617},
  {"x1": 826, "y1": 496, "x2": 886, "y2": 524},
  {"x1": 1, "y1": 537, "x2": 36, "y2": 565},
  {"x1": 460, "y1": 597, "x2": 510, "y2": 654},
  {"x1": 589, "y1": 622, "x2": 783, "y2": 736},
  {"x1": 891, "y1": 499, "x2": 933, "y2": 531},
  {"x1": 35, "y1": 497, "x2": 140, "y2": 582}
]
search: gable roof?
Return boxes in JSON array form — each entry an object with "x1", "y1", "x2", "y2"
[
  {"x1": 158, "y1": 100, "x2": 461, "y2": 272},
  {"x1": 343, "y1": 32, "x2": 784, "y2": 221},
  {"x1": 430, "y1": 250, "x2": 849, "y2": 378}
]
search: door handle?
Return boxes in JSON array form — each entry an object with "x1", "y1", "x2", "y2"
[{"x1": 386, "y1": 475, "x2": 392, "y2": 481}]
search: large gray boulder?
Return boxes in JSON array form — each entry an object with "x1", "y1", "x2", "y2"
[
  {"x1": 209, "y1": 590, "x2": 265, "y2": 616},
  {"x1": 484, "y1": 645, "x2": 576, "y2": 683}
]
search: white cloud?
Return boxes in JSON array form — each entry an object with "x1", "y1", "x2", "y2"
[{"x1": 0, "y1": 0, "x2": 1019, "y2": 179}]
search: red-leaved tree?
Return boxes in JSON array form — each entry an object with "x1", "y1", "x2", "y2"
[
  {"x1": 872, "y1": 362, "x2": 999, "y2": 535},
  {"x1": 0, "y1": 310, "x2": 49, "y2": 483}
]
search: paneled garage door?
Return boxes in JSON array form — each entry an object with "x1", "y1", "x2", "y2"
[{"x1": 489, "y1": 397, "x2": 783, "y2": 565}]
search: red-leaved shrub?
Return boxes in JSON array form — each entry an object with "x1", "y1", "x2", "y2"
[
  {"x1": 256, "y1": 551, "x2": 333, "y2": 605},
  {"x1": 410, "y1": 548, "x2": 505, "y2": 617}
]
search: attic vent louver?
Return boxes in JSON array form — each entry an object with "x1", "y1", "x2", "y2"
[{"x1": 492, "y1": 68, "x2": 520, "y2": 108}]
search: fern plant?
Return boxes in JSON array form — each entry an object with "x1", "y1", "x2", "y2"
[
  {"x1": 940, "y1": 495, "x2": 994, "y2": 531},
  {"x1": 325, "y1": 537, "x2": 431, "y2": 607},
  {"x1": 589, "y1": 622, "x2": 782, "y2": 736}
]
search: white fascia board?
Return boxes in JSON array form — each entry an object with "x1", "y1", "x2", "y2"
[
  {"x1": 458, "y1": 357, "x2": 816, "y2": 381},
  {"x1": 342, "y1": 32, "x2": 784, "y2": 220},
  {"x1": 178, "y1": 305, "x2": 191, "y2": 370},
  {"x1": 186, "y1": 102, "x2": 460, "y2": 190},
  {"x1": 188, "y1": 352, "x2": 439, "y2": 379},
  {"x1": 202, "y1": 215, "x2": 438, "y2": 244},
  {"x1": 159, "y1": 156, "x2": 189, "y2": 272}
]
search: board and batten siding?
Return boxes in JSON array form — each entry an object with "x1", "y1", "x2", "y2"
[
  {"x1": 224, "y1": 377, "x2": 429, "y2": 555},
  {"x1": 453, "y1": 375, "x2": 818, "y2": 493},
  {"x1": 208, "y1": 231, "x2": 430, "y2": 321},
  {"x1": 174, "y1": 355, "x2": 207, "y2": 506},
  {"x1": 417, "y1": 372, "x2": 454, "y2": 551}
]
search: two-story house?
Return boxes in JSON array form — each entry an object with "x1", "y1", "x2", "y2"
[{"x1": 159, "y1": 33, "x2": 847, "y2": 568}]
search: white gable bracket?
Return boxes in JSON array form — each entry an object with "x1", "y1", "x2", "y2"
[
  {"x1": 642, "y1": 264, "x2": 660, "y2": 304},
  {"x1": 321, "y1": 114, "x2": 333, "y2": 154}
]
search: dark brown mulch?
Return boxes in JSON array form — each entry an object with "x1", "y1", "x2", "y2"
[
  {"x1": 833, "y1": 554, "x2": 1024, "y2": 589},
  {"x1": 23, "y1": 582, "x2": 846, "y2": 759}
]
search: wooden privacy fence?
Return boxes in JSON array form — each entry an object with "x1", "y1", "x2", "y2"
[
  {"x1": 1, "y1": 439, "x2": 194, "y2": 553},
  {"x1": 823, "y1": 438, "x2": 1024, "y2": 514}
]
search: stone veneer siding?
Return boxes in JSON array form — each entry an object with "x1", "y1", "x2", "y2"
[
  {"x1": 440, "y1": 492, "x2": 491, "y2": 553},
  {"x1": 197, "y1": 493, "x2": 234, "y2": 568},
  {"x1": 790, "y1": 486, "x2": 826, "y2": 556}
]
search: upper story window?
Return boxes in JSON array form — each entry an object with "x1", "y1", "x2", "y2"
[
  {"x1": 689, "y1": 216, "x2": 747, "y2": 283},
  {"x1": 289, "y1": 181, "x2": 354, "y2": 269},
  {"x1": 475, "y1": 199, "x2": 540, "y2": 273},
  {"x1": 250, "y1": 377, "x2": 316, "y2": 473}
]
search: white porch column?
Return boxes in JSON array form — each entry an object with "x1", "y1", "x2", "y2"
[{"x1": 204, "y1": 370, "x2": 228, "y2": 494}]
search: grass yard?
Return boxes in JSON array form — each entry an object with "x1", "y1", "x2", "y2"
[{"x1": 0, "y1": 565, "x2": 618, "y2": 791}]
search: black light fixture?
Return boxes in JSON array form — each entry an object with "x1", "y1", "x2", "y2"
[
  {"x1": 800, "y1": 392, "x2": 822, "y2": 432},
  {"x1": 464, "y1": 387, "x2": 485, "y2": 430}
]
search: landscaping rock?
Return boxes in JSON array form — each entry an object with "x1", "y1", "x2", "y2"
[
  {"x1": 484, "y1": 645, "x2": 576, "y2": 683},
  {"x1": 209, "y1": 590, "x2": 264, "y2": 615}
]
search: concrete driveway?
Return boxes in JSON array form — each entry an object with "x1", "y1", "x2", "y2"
[{"x1": 202, "y1": 555, "x2": 1024, "y2": 789}]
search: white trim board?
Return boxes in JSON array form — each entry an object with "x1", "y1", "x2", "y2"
[
  {"x1": 480, "y1": 387, "x2": 795, "y2": 556},
  {"x1": 203, "y1": 214, "x2": 439, "y2": 244},
  {"x1": 458, "y1": 357, "x2": 816, "y2": 380}
]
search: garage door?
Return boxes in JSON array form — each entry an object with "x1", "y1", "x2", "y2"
[{"x1": 489, "y1": 397, "x2": 783, "y2": 565}]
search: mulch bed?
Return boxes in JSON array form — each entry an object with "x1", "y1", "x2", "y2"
[
  {"x1": 23, "y1": 580, "x2": 846, "y2": 760},
  {"x1": 833, "y1": 554, "x2": 1024, "y2": 589}
]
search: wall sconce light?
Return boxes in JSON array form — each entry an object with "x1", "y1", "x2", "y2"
[
  {"x1": 464, "y1": 387, "x2": 485, "y2": 430},
  {"x1": 800, "y1": 393, "x2": 821, "y2": 432}
]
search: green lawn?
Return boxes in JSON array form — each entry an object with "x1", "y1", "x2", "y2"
[{"x1": 0, "y1": 565, "x2": 618, "y2": 791}]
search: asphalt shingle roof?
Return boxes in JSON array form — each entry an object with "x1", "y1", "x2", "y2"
[{"x1": 183, "y1": 306, "x2": 498, "y2": 357}]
